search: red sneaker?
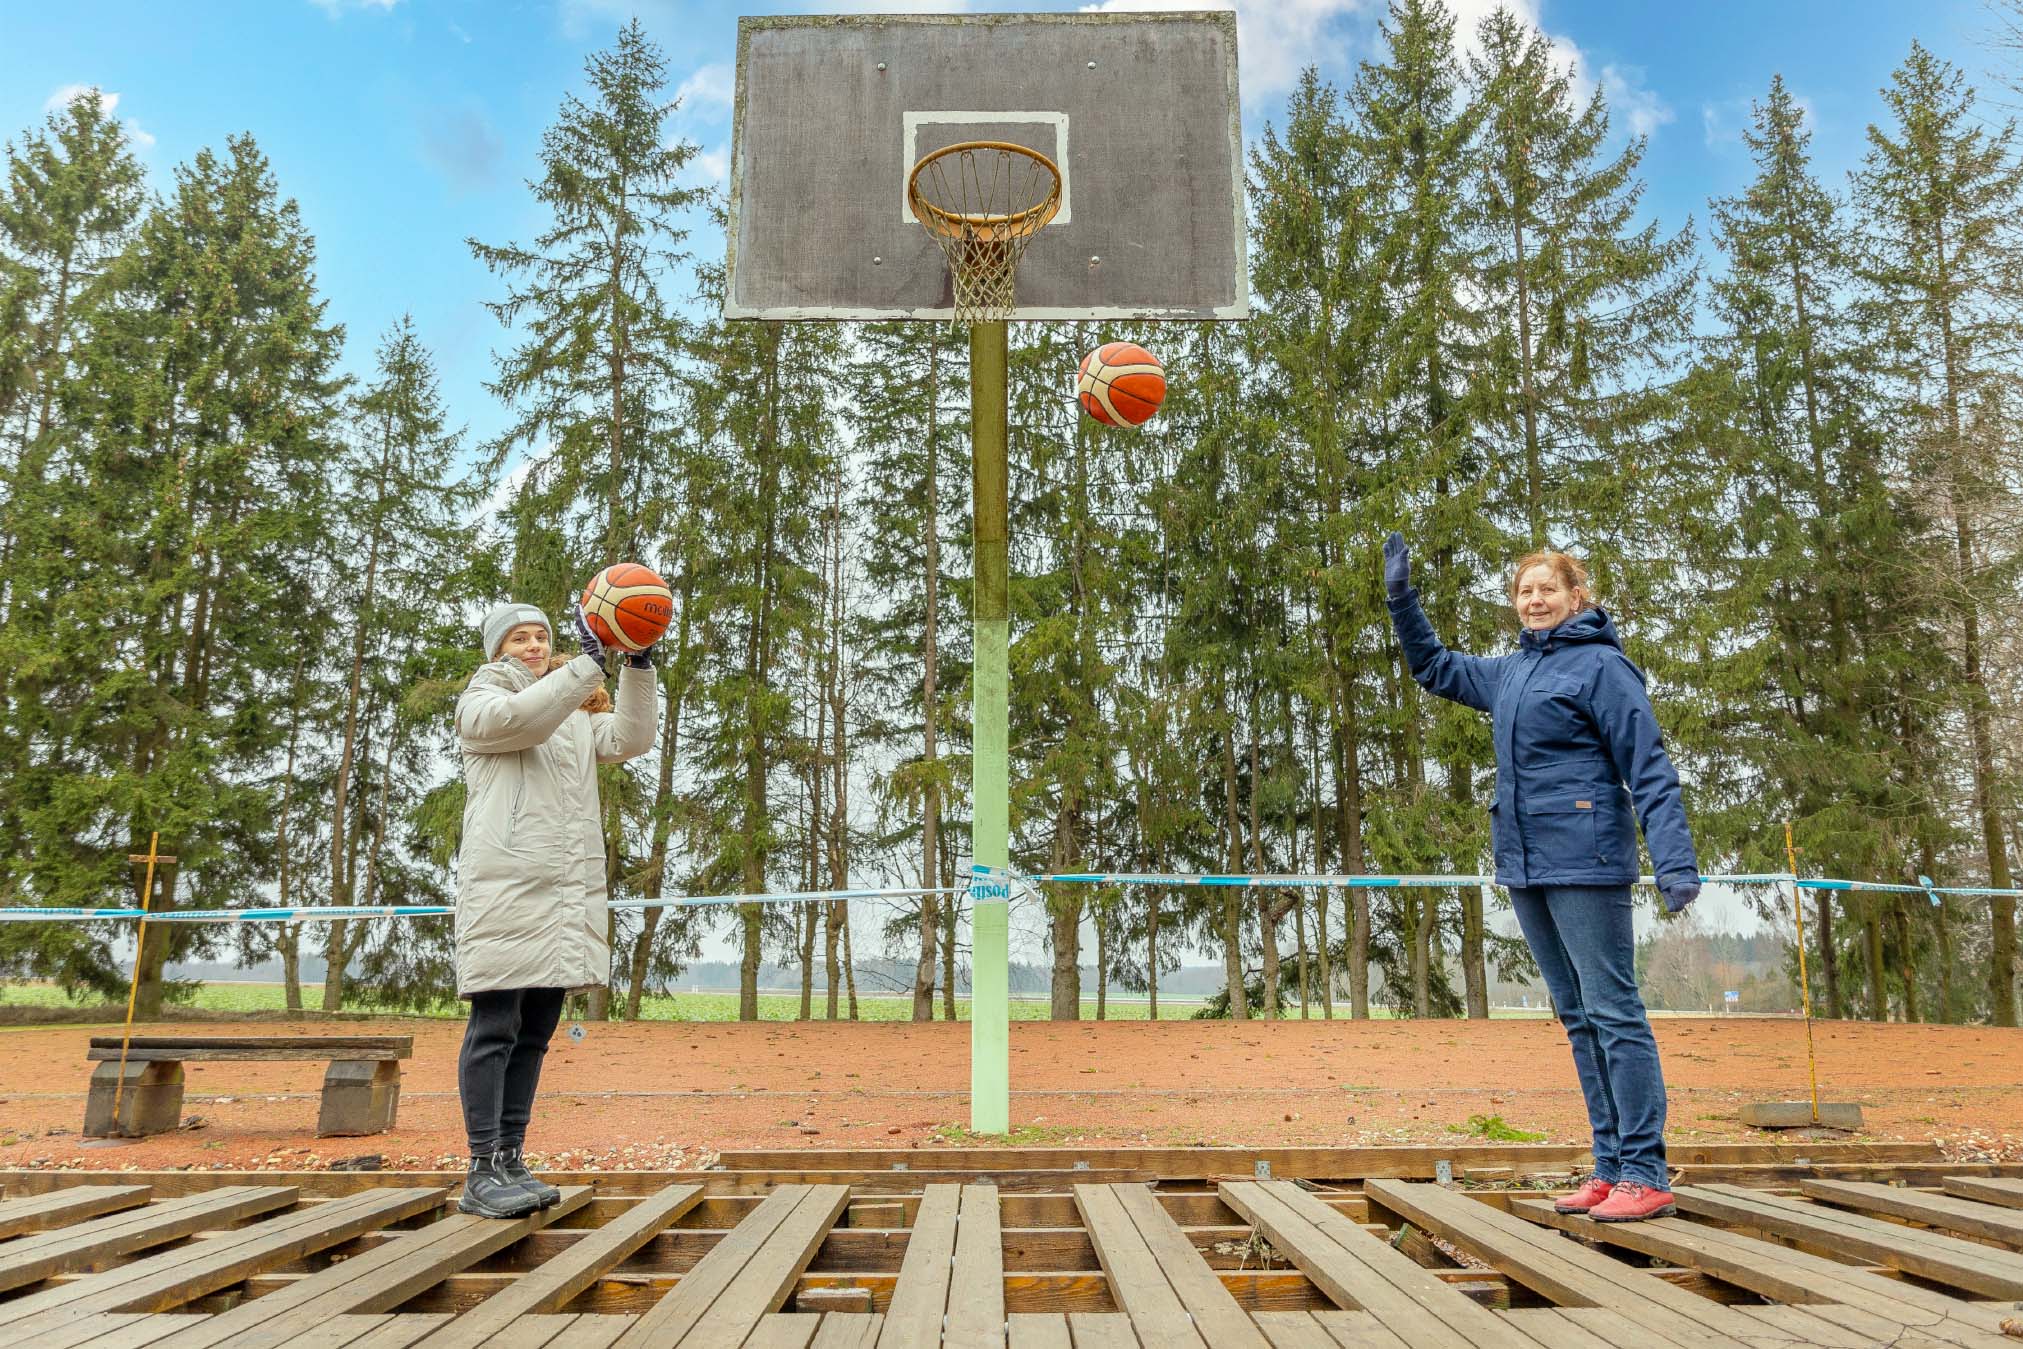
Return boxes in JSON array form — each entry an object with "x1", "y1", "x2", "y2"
[
  {"x1": 1553, "y1": 1177, "x2": 1614, "y2": 1214},
  {"x1": 1589, "y1": 1180, "x2": 1677, "y2": 1222}
]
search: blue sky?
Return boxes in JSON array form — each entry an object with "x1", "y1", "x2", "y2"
[
  {"x1": 3, "y1": 0, "x2": 2001, "y2": 463},
  {"x1": 7, "y1": 1, "x2": 2000, "y2": 954}
]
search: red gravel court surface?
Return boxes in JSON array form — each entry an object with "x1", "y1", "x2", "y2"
[{"x1": 1, "y1": 1016, "x2": 2018, "y2": 1172}]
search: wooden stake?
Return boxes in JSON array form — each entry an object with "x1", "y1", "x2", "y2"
[{"x1": 112, "y1": 832, "x2": 165, "y2": 1132}]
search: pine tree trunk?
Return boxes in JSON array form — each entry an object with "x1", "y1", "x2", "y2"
[
  {"x1": 1094, "y1": 900, "x2": 1107, "y2": 1021},
  {"x1": 1817, "y1": 894, "x2": 1842, "y2": 1019},
  {"x1": 825, "y1": 901, "x2": 842, "y2": 1019},
  {"x1": 1295, "y1": 898, "x2": 1310, "y2": 1019},
  {"x1": 1146, "y1": 887, "x2": 1160, "y2": 1020},
  {"x1": 1413, "y1": 893, "x2": 1435, "y2": 1018},
  {"x1": 1865, "y1": 908, "x2": 1887, "y2": 1021},
  {"x1": 1331, "y1": 680, "x2": 1369, "y2": 1019},
  {"x1": 1462, "y1": 887, "x2": 1488, "y2": 1019},
  {"x1": 942, "y1": 887, "x2": 958, "y2": 1021},
  {"x1": 275, "y1": 651, "x2": 306, "y2": 1018},
  {"x1": 798, "y1": 901, "x2": 816, "y2": 1021},
  {"x1": 1893, "y1": 896, "x2": 1920, "y2": 1023},
  {"x1": 1220, "y1": 713, "x2": 1249, "y2": 1021},
  {"x1": 843, "y1": 915, "x2": 859, "y2": 1020},
  {"x1": 1250, "y1": 722, "x2": 1279, "y2": 1021},
  {"x1": 1312, "y1": 718, "x2": 1333, "y2": 1019},
  {"x1": 1049, "y1": 888, "x2": 1081, "y2": 1020}
]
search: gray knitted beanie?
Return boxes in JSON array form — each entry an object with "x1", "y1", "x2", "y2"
[{"x1": 480, "y1": 602, "x2": 551, "y2": 660}]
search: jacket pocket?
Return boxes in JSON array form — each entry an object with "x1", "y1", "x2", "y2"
[{"x1": 1522, "y1": 792, "x2": 1602, "y2": 869}]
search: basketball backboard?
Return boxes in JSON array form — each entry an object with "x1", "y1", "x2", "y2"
[{"x1": 725, "y1": 12, "x2": 1248, "y2": 321}]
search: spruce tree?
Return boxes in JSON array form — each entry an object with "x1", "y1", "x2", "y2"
[
  {"x1": 1855, "y1": 43, "x2": 2023, "y2": 1024},
  {"x1": 469, "y1": 18, "x2": 703, "y2": 1016}
]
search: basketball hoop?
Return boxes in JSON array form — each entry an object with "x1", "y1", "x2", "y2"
[{"x1": 908, "y1": 141, "x2": 1062, "y2": 325}]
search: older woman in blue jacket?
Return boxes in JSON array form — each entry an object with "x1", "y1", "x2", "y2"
[{"x1": 1384, "y1": 532, "x2": 1700, "y2": 1223}]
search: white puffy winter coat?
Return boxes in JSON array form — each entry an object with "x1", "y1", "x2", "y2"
[{"x1": 453, "y1": 654, "x2": 657, "y2": 997}]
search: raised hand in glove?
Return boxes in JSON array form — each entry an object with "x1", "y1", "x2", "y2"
[
  {"x1": 572, "y1": 604, "x2": 609, "y2": 672},
  {"x1": 1661, "y1": 879, "x2": 1701, "y2": 914},
  {"x1": 1383, "y1": 531, "x2": 1413, "y2": 601}
]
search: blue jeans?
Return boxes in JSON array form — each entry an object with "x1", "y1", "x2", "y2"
[{"x1": 1507, "y1": 885, "x2": 1668, "y2": 1188}]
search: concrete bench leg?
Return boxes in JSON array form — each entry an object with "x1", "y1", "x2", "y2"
[
  {"x1": 318, "y1": 1059, "x2": 401, "y2": 1137},
  {"x1": 85, "y1": 1060, "x2": 184, "y2": 1138}
]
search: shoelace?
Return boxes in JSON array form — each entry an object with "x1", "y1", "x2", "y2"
[{"x1": 1613, "y1": 1181, "x2": 1652, "y2": 1200}]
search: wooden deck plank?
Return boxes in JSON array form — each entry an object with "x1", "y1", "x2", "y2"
[
  {"x1": 1742, "y1": 1303, "x2": 1969, "y2": 1349},
  {"x1": 414, "y1": 1183, "x2": 702, "y2": 1349},
  {"x1": 0, "y1": 1184, "x2": 153, "y2": 1240},
  {"x1": 809, "y1": 1314, "x2": 885, "y2": 1349},
  {"x1": 877, "y1": 1184, "x2": 961, "y2": 1349},
  {"x1": 345, "y1": 1316, "x2": 458, "y2": 1349},
  {"x1": 0, "y1": 1185, "x2": 450, "y2": 1340},
  {"x1": 680, "y1": 1184, "x2": 851, "y2": 1347},
  {"x1": 1073, "y1": 1183, "x2": 1204, "y2": 1348},
  {"x1": 0, "y1": 1185, "x2": 297, "y2": 1302},
  {"x1": 1007, "y1": 1313, "x2": 1073, "y2": 1349},
  {"x1": 1218, "y1": 1181, "x2": 1530, "y2": 1349},
  {"x1": 1363, "y1": 1180, "x2": 1755, "y2": 1349},
  {"x1": 748, "y1": 1313, "x2": 824, "y2": 1349},
  {"x1": 541, "y1": 1314, "x2": 638, "y2": 1348},
  {"x1": 945, "y1": 1184, "x2": 1005, "y2": 1349},
  {"x1": 1251, "y1": 1311, "x2": 1340, "y2": 1348},
  {"x1": 1065, "y1": 1313, "x2": 1139, "y2": 1349},
  {"x1": 142, "y1": 1186, "x2": 591, "y2": 1349},
  {"x1": 1311, "y1": 1309, "x2": 1411, "y2": 1349},
  {"x1": 1941, "y1": 1176, "x2": 2023, "y2": 1211},
  {"x1": 611, "y1": 1184, "x2": 810, "y2": 1348},
  {"x1": 1511, "y1": 1200, "x2": 2017, "y2": 1347},
  {"x1": 1498, "y1": 1309, "x2": 1618, "y2": 1349},
  {"x1": 1799, "y1": 1179, "x2": 2023, "y2": 1248},
  {"x1": 1110, "y1": 1183, "x2": 1267, "y2": 1349},
  {"x1": 1676, "y1": 1182, "x2": 2023, "y2": 1299}
]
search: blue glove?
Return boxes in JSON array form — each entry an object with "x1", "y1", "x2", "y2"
[
  {"x1": 1383, "y1": 531, "x2": 1412, "y2": 601},
  {"x1": 1662, "y1": 879, "x2": 1701, "y2": 914},
  {"x1": 623, "y1": 645, "x2": 655, "y2": 670},
  {"x1": 572, "y1": 604, "x2": 608, "y2": 672}
]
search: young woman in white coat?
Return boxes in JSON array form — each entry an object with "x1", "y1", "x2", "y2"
[{"x1": 453, "y1": 600, "x2": 658, "y2": 1218}]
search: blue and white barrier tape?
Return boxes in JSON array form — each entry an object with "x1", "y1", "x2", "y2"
[
  {"x1": 967, "y1": 864, "x2": 2019, "y2": 901},
  {"x1": 0, "y1": 885, "x2": 968, "y2": 925}
]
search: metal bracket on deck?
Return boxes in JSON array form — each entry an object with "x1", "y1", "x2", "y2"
[
  {"x1": 1073, "y1": 1159, "x2": 1090, "y2": 1171},
  {"x1": 1253, "y1": 1159, "x2": 1271, "y2": 1179},
  {"x1": 891, "y1": 1162, "x2": 908, "y2": 1171},
  {"x1": 1435, "y1": 1158, "x2": 1453, "y2": 1185}
]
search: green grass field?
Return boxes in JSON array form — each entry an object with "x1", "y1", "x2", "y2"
[{"x1": 0, "y1": 980, "x2": 1223, "y2": 1022}]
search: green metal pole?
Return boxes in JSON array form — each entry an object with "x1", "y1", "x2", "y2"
[{"x1": 969, "y1": 318, "x2": 1010, "y2": 1135}]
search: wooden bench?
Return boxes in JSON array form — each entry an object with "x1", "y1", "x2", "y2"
[{"x1": 84, "y1": 1035, "x2": 413, "y2": 1138}]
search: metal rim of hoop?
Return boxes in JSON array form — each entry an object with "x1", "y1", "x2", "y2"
[{"x1": 907, "y1": 140, "x2": 1063, "y2": 324}]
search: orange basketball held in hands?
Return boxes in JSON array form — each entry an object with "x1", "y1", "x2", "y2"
[
  {"x1": 1076, "y1": 341, "x2": 1166, "y2": 427},
  {"x1": 580, "y1": 563, "x2": 673, "y2": 652}
]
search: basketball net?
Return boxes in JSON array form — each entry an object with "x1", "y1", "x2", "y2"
[{"x1": 908, "y1": 141, "x2": 1062, "y2": 326}]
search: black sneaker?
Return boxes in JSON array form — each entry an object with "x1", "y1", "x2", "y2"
[
  {"x1": 457, "y1": 1151, "x2": 542, "y2": 1219},
  {"x1": 499, "y1": 1145, "x2": 561, "y2": 1208}
]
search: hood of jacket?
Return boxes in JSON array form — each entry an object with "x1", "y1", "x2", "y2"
[{"x1": 1518, "y1": 606, "x2": 1622, "y2": 655}]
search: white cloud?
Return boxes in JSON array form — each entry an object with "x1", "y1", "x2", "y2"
[
  {"x1": 675, "y1": 63, "x2": 734, "y2": 117},
  {"x1": 683, "y1": 144, "x2": 729, "y2": 187},
  {"x1": 43, "y1": 84, "x2": 155, "y2": 149},
  {"x1": 1080, "y1": 0, "x2": 1364, "y2": 103},
  {"x1": 448, "y1": 20, "x2": 473, "y2": 44},
  {"x1": 1447, "y1": 0, "x2": 1673, "y2": 143}
]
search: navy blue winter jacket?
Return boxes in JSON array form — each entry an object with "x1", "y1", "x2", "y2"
[{"x1": 1387, "y1": 591, "x2": 1700, "y2": 890}]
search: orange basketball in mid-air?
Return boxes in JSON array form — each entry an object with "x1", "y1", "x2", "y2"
[
  {"x1": 1076, "y1": 342, "x2": 1166, "y2": 427},
  {"x1": 580, "y1": 563, "x2": 673, "y2": 652}
]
